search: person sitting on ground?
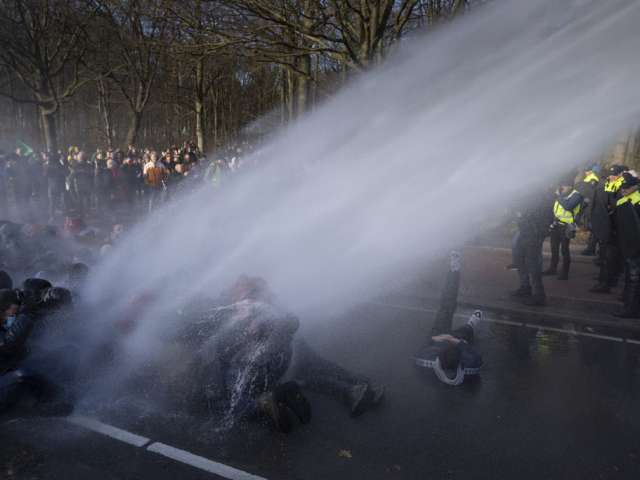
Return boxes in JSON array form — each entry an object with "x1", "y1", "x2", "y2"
[{"x1": 414, "y1": 251, "x2": 484, "y2": 386}]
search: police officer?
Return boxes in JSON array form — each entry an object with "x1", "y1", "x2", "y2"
[
  {"x1": 576, "y1": 165, "x2": 601, "y2": 255},
  {"x1": 590, "y1": 165, "x2": 627, "y2": 294},
  {"x1": 613, "y1": 172, "x2": 640, "y2": 318},
  {"x1": 543, "y1": 182, "x2": 583, "y2": 280}
]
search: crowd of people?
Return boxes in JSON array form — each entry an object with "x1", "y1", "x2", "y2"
[
  {"x1": 510, "y1": 164, "x2": 640, "y2": 319},
  {"x1": 0, "y1": 141, "x2": 248, "y2": 226},
  {"x1": 0, "y1": 209, "x2": 387, "y2": 433}
]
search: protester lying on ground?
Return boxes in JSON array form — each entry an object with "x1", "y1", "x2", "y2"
[{"x1": 414, "y1": 251, "x2": 484, "y2": 386}]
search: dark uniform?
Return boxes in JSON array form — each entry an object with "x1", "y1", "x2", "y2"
[
  {"x1": 613, "y1": 174, "x2": 640, "y2": 318},
  {"x1": 590, "y1": 166, "x2": 626, "y2": 293},
  {"x1": 543, "y1": 188, "x2": 583, "y2": 280},
  {"x1": 575, "y1": 169, "x2": 600, "y2": 255}
]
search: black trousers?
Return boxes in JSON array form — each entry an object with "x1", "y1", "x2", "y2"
[
  {"x1": 549, "y1": 224, "x2": 571, "y2": 274},
  {"x1": 430, "y1": 268, "x2": 474, "y2": 343}
]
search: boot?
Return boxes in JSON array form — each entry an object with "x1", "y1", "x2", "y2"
[
  {"x1": 509, "y1": 286, "x2": 532, "y2": 298},
  {"x1": 346, "y1": 383, "x2": 369, "y2": 417},
  {"x1": 278, "y1": 381, "x2": 311, "y2": 425},
  {"x1": 257, "y1": 391, "x2": 292, "y2": 433},
  {"x1": 614, "y1": 263, "x2": 640, "y2": 318},
  {"x1": 557, "y1": 264, "x2": 569, "y2": 281},
  {"x1": 542, "y1": 268, "x2": 557, "y2": 276}
]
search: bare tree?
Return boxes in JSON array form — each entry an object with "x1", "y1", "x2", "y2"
[{"x1": 0, "y1": 0, "x2": 95, "y2": 151}]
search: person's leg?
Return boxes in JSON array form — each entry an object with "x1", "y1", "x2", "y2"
[
  {"x1": 544, "y1": 226, "x2": 560, "y2": 274},
  {"x1": 431, "y1": 251, "x2": 461, "y2": 336},
  {"x1": 512, "y1": 234, "x2": 532, "y2": 296},
  {"x1": 615, "y1": 257, "x2": 640, "y2": 318},
  {"x1": 525, "y1": 237, "x2": 546, "y2": 304},
  {"x1": 558, "y1": 230, "x2": 571, "y2": 280}
]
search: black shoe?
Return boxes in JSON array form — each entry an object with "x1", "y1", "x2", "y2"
[
  {"x1": 258, "y1": 391, "x2": 292, "y2": 433},
  {"x1": 509, "y1": 287, "x2": 532, "y2": 298},
  {"x1": 346, "y1": 384, "x2": 369, "y2": 417},
  {"x1": 278, "y1": 381, "x2": 311, "y2": 424},
  {"x1": 521, "y1": 296, "x2": 546, "y2": 307},
  {"x1": 557, "y1": 273, "x2": 569, "y2": 281},
  {"x1": 589, "y1": 284, "x2": 611, "y2": 294},
  {"x1": 592, "y1": 259, "x2": 603, "y2": 266},
  {"x1": 364, "y1": 383, "x2": 385, "y2": 407},
  {"x1": 542, "y1": 269, "x2": 557, "y2": 276}
]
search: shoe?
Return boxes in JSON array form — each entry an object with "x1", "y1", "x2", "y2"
[
  {"x1": 449, "y1": 251, "x2": 462, "y2": 273},
  {"x1": 509, "y1": 287, "x2": 532, "y2": 298},
  {"x1": 467, "y1": 310, "x2": 483, "y2": 328},
  {"x1": 346, "y1": 383, "x2": 369, "y2": 417},
  {"x1": 258, "y1": 391, "x2": 292, "y2": 433},
  {"x1": 542, "y1": 269, "x2": 557, "y2": 276},
  {"x1": 278, "y1": 381, "x2": 311, "y2": 424},
  {"x1": 521, "y1": 296, "x2": 546, "y2": 307},
  {"x1": 505, "y1": 264, "x2": 518, "y2": 271},
  {"x1": 556, "y1": 273, "x2": 569, "y2": 281},
  {"x1": 589, "y1": 284, "x2": 611, "y2": 294},
  {"x1": 365, "y1": 383, "x2": 385, "y2": 406},
  {"x1": 592, "y1": 259, "x2": 603, "y2": 266}
]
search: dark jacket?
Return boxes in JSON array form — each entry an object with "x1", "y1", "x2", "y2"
[{"x1": 0, "y1": 313, "x2": 36, "y2": 373}]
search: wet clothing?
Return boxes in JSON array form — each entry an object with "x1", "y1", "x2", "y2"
[
  {"x1": 513, "y1": 192, "x2": 553, "y2": 299},
  {"x1": 189, "y1": 300, "x2": 298, "y2": 419}
]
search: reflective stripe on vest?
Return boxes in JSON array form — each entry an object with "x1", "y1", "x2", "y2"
[
  {"x1": 604, "y1": 177, "x2": 624, "y2": 193},
  {"x1": 553, "y1": 191, "x2": 582, "y2": 224},
  {"x1": 616, "y1": 190, "x2": 640, "y2": 207},
  {"x1": 583, "y1": 172, "x2": 599, "y2": 184}
]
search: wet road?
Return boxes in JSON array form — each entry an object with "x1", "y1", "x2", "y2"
[{"x1": 2, "y1": 300, "x2": 640, "y2": 479}]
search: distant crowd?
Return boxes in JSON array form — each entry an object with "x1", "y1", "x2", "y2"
[{"x1": 0, "y1": 141, "x2": 251, "y2": 226}]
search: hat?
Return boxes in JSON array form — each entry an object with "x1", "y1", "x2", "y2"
[
  {"x1": 608, "y1": 165, "x2": 628, "y2": 176},
  {"x1": 621, "y1": 172, "x2": 639, "y2": 189},
  {"x1": 589, "y1": 164, "x2": 601, "y2": 174}
]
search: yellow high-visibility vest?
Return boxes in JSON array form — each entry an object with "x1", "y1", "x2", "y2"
[
  {"x1": 616, "y1": 190, "x2": 640, "y2": 207},
  {"x1": 604, "y1": 177, "x2": 624, "y2": 193},
  {"x1": 583, "y1": 172, "x2": 599, "y2": 184},
  {"x1": 553, "y1": 191, "x2": 582, "y2": 224}
]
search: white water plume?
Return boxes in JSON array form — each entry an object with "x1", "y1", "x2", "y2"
[{"x1": 86, "y1": 0, "x2": 640, "y2": 344}]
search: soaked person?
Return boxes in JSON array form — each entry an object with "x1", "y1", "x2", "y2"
[
  {"x1": 187, "y1": 276, "x2": 311, "y2": 433},
  {"x1": 414, "y1": 251, "x2": 484, "y2": 386}
]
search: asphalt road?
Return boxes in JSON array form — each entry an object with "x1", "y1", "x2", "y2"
[{"x1": 2, "y1": 297, "x2": 640, "y2": 480}]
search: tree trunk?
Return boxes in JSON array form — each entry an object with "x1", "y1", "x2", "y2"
[
  {"x1": 195, "y1": 57, "x2": 206, "y2": 153},
  {"x1": 296, "y1": 55, "x2": 311, "y2": 117},
  {"x1": 97, "y1": 79, "x2": 114, "y2": 149},
  {"x1": 40, "y1": 108, "x2": 58, "y2": 152},
  {"x1": 126, "y1": 110, "x2": 142, "y2": 147}
]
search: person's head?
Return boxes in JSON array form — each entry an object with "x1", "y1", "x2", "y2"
[
  {"x1": 0, "y1": 289, "x2": 21, "y2": 321},
  {"x1": 439, "y1": 344, "x2": 462, "y2": 371},
  {"x1": 607, "y1": 164, "x2": 627, "y2": 179},
  {"x1": 21, "y1": 278, "x2": 53, "y2": 305},
  {"x1": 0, "y1": 271, "x2": 13, "y2": 290},
  {"x1": 226, "y1": 275, "x2": 273, "y2": 303},
  {"x1": 106, "y1": 159, "x2": 116, "y2": 169},
  {"x1": 620, "y1": 172, "x2": 639, "y2": 196},
  {"x1": 40, "y1": 287, "x2": 72, "y2": 311},
  {"x1": 150, "y1": 151, "x2": 158, "y2": 163},
  {"x1": 68, "y1": 263, "x2": 89, "y2": 287}
]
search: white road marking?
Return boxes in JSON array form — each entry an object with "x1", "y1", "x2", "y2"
[
  {"x1": 370, "y1": 301, "x2": 638, "y2": 344},
  {"x1": 147, "y1": 442, "x2": 267, "y2": 480},
  {"x1": 67, "y1": 415, "x2": 150, "y2": 447},
  {"x1": 67, "y1": 416, "x2": 268, "y2": 479}
]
